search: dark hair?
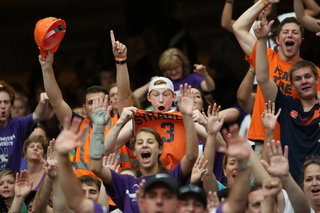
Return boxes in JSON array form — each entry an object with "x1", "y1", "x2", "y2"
[
  {"x1": 0, "y1": 194, "x2": 9, "y2": 213},
  {"x1": 289, "y1": 60, "x2": 318, "y2": 83},
  {"x1": 246, "y1": 183, "x2": 262, "y2": 207},
  {"x1": 191, "y1": 86, "x2": 211, "y2": 114},
  {"x1": 83, "y1": 85, "x2": 108, "y2": 104},
  {"x1": 78, "y1": 175, "x2": 101, "y2": 192},
  {"x1": 0, "y1": 81, "x2": 15, "y2": 105},
  {"x1": 276, "y1": 17, "x2": 305, "y2": 38},
  {"x1": 130, "y1": 128, "x2": 168, "y2": 174},
  {"x1": 300, "y1": 155, "x2": 320, "y2": 188}
]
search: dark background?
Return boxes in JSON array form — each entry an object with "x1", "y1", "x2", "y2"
[{"x1": 1, "y1": 0, "x2": 320, "y2": 109}]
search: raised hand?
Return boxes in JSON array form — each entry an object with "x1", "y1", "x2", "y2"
[
  {"x1": 262, "y1": 177, "x2": 282, "y2": 198},
  {"x1": 218, "y1": 124, "x2": 251, "y2": 162},
  {"x1": 38, "y1": 50, "x2": 54, "y2": 67},
  {"x1": 178, "y1": 83, "x2": 194, "y2": 116},
  {"x1": 260, "y1": 140, "x2": 289, "y2": 177},
  {"x1": 92, "y1": 94, "x2": 112, "y2": 125},
  {"x1": 55, "y1": 117, "x2": 86, "y2": 155},
  {"x1": 103, "y1": 153, "x2": 121, "y2": 173},
  {"x1": 118, "y1": 106, "x2": 137, "y2": 125},
  {"x1": 207, "y1": 104, "x2": 226, "y2": 135},
  {"x1": 193, "y1": 64, "x2": 207, "y2": 76},
  {"x1": 192, "y1": 109, "x2": 208, "y2": 128},
  {"x1": 110, "y1": 30, "x2": 127, "y2": 59},
  {"x1": 261, "y1": 100, "x2": 281, "y2": 131},
  {"x1": 207, "y1": 191, "x2": 223, "y2": 211},
  {"x1": 38, "y1": 139, "x2": 58, "y2": 178},
  {"x1": 136, "y1": 179, "x2": 147, "y2": 213},
  {"x1": 253, "y1": 10, "x2": 274, "y2": 40},
  {"x1": 190, "y1": 156, "x2": 209, "y2": 185},
  {"x1": 40, "y1": 92, "x2": 50, "y2": 105},
  {"x1": 15, "y1": 170, "x2": 33, "y2": 198}
]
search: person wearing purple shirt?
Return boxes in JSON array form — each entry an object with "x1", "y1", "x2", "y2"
[
  {"x1": 0, "y1": 81, "x2": 48, "y2": 172},
  {"x1": 89, "y1": 84, "x2": 199, "y2": 212}
]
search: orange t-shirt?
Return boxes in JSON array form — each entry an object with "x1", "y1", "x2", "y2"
[
  {"x1": 133, "y1": 109, "x2": 185, "y2": 170},
  {"x1": 246, "y1": 42, "x2": 320, "y2": 142}
]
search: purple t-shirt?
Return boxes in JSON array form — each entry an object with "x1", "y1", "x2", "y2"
[
  {"x1": 104, "y1": 162, "x2": 183, "y2": 212},
  {"x1": 0, "y1": 114, "x2": 34, "y2": 172},
  {"x1": 94, "y1": 202, "x2": 109, "y2": 213},
  {"x1": 172, "y1": 73, "x2": 204, "y2": 107},
  {"x1": 210, "y1": 205, "x2": 223, "y2": 213}
]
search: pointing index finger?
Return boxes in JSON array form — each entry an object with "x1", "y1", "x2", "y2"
[{"x1": 110, "y1": 30, "x2": 116, "y2": 45}]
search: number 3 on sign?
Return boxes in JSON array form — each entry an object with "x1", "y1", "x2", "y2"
[{"x1": 161, "y1": 122, "x2": 174, "y2": 142}]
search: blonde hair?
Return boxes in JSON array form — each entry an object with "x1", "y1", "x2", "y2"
[{"x1": 159, "y1": 48, "x2": 189, "y2": 79}]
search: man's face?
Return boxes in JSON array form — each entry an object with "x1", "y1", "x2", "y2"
[
  {"x1": 11, "y1": 99, "x2": 27, "y2": 118},
  {"x1": 81, "y1": 183, "x2": 99, "y2": 202},
  {"x1": 83, "y1": 92, "x2": 106, "y2": 121},
  {"x1": 291, "y1": 67, "x2": 319, "y2": 100},
  {"x1": 246, "y1": 189, "x2": 264, "y2": 213},
  {"x1": 276, "y1": 23, "x2": 304, "y2": 61},
  {"x1": 0, "y1": 91, "x2": 13, "y2": 124},
  {"x1": 142, "y1": 184, "x2": 179, "y2": 213},
  {"x1": 179, "y1": 194, "x2": 206, "y2": 213},
  {"x1": 147, "y1": 88, "x2": 176, "y2": 112}
]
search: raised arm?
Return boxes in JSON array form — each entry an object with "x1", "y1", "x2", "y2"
[
  {"x1": 9, "y1": 171, "x2": 32, "y2": 213},
  {"x1": 294, "y1": 0, "x2": 320, "y2": 33},
  {"x1": 254, "y1": 11, "x2": 278, "y2": 102},
  {"x1": 133, "y1": 76, "x2": 159, "y2": 104},
  {"x1": 32, "y1": 92, "x2": 49, "y2": 124},
  {"x1": 261, "y1": 177, "x2": 282, "y2": 213},
  {"x1": 56, "y1": 117, "x2": 99, "y2": 213},
  {"x1": 203, "y1": 104, "x2": 225, "y2": 194},
  {"x1": 303, "y1": 0, "x2": 320, "y2": 17},
  {"x1": 193, "y1": 64, "x2": 215, "y2": 92},
  {"x1": 261, "y1": 140, "x2": 311, "y2": 213},
  {"x1": 218, "y1": 124, "x2": 252, "y2": 213},
  {"x1": 111, "y1": 30, "x2": 132, "y2": 115},
  {"x1": 237, "y1": 67, "x2": 256, "y2": 113},
  {"x1": 221, "y1": 0, "x2": 236, "y2": 33},
  {"x1": 178, "y1": 84, "x2": 199, "y2": 179},
  {"x1": 39, "y1": 50, "x2": 72, "y2": 127}
]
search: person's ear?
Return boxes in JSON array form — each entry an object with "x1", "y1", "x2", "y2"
[{"x1": 82, "y1": 104, "x2": 87, "y2": 115}]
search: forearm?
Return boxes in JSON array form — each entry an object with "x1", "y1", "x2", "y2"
[
  {"x1": 303, "y1": 0, "x2": 320, "y2": 16},
  {"x1": 237, "y1": 69, "x2": 256, "y2": 113},
  {"x1": 281, "y1": 174, "x2": 311, "y2": 213},
  {"x1": 8, "y1": 196, "x2": 25, "y2": 213},
  {"x1": 104, "y1": 122, "x2": 124, "y2": 155},
  {"x1": 261, "y1": 196, "x2": 276, "y2": 213},
  {"x1": 133, "y1": 83, "x2": 148, "y2": 103},
  {"x1": 261, "y1": 129, "x2": 274, "y2": 163},
  {"x1": 256, "y1": 38, "x2": 269, "y2": 84},
  {"x1": 33, "y1": 101, "x2": 47, "y2": 124},
  {"x1": 221, "y1": 0, "x2": 235, "y2": 33},
  {"x1": 224, "y1": 166, "x2": 251, "y2": 212},
  {"x1": 57, "y1": 153, "x2": 84, "y2": 210},
  {"x1": 201, "y1": 72, "x2": 215, "y2": 91},
  {"x1": 250, "y1": 148, "x2": 270, "y2": 183},
  {"x1": 116, "y1": 63, "x2": 133, "y2": 115},
  {"x1": 32, "y1": 175, "x2": 52, "y2": 213},
  {"x1": 183, "y1": 114, "x2": 198, "y2": 160},
  {"x1": 51, "y1": 177, "x2": 70, "y2": 213},
  {"x1": 294, "y1": 0, "x2": 320, "y2": 33},
  {"x1": 203, "y1": 134, "x2": 219, "y2": 193},
  {"x1": 219, "y1": 108, "x2": 240, "y2": 123}
]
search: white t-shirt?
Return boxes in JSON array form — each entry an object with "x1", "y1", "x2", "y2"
[{"x1": 283, "y1": 189, "x2": 314, "y2": 213}]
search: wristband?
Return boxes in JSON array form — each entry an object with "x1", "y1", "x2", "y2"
[
  {"x1": 249, "y1": 66, "x2": 256, "y2": 74},
  {"x1": 237, "y1": 161, "x2": 251, "y2": 170},
  {"x1": 262, "y1": 0, "x2": 268, "y2": 8},
  {"x1": 115, "y1": 56, "x2": 127, "y2": 64}
]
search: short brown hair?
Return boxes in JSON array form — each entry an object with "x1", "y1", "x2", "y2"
[
  {"x1": 289, "y1": 60, "x2": 318, "y2": 83},
  {"x1": 24, "y1": 136, "x2": 48, "y2": 157},
  {"x1": 0, "y1": 170, "x2": 15, "y2": 181},
  {"x1": 276, "y1": 17, "x2": 304, "y2": 38},
  {"x1": 0, "y1": 81, "x2": 15, "y2": 105},
  {"x1": 159, "y1": 48, "x2": 189, "y2": 79},
  {"x1": 78, "y1": 175, "x2": 101, "y2": 192}
]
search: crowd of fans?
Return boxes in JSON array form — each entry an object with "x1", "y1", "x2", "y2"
[{"x1": 2, "y1": 0, "x2": 320, "y2": 212}]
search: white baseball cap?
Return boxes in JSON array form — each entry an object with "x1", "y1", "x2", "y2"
[{"x1": 148, "y1": 77, "x2": 174, "y2": 94}]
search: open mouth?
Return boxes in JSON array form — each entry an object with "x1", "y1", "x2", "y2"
[
  {"x1": 232, "y1": 173, "x2": 237, "y2": 178},
  {"x1": 285, "y1": 41, "x2": 294, "y2": 50},
  {"x1": 1, "y1": 112, "x2": 5, "y2": 116},
  {"x1": 158, "y1": 106, "x2": 165, "y2": 111},
  {"x1": 312, "y1": 189, "x2": 320, "y2": 193},
  {"x1": 141, "y1": 151, "x2": 151, "y2": 163}
]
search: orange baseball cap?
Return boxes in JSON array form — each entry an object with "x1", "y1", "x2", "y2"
[{"x1": 34, "y1": 17, "x2": 66, "y2": 57}]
